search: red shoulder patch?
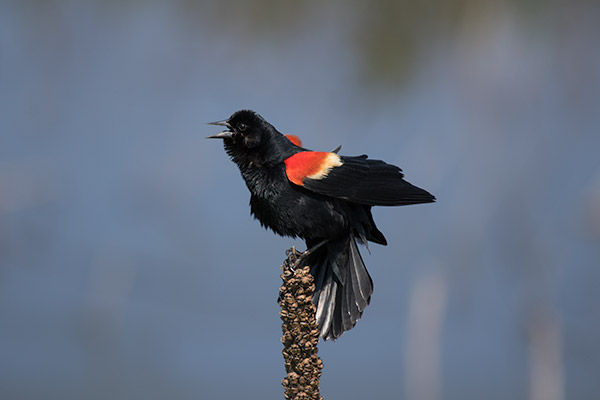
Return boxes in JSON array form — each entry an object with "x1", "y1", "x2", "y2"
[
  {"x1": 285, "y1": 134, "x2": 302, "y2": 147},
  {"x1": 284, "y1": 151, "x2": 343, "y2": 186}
]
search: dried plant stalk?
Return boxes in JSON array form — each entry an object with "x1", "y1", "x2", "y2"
[{"x1": 279, "y1": 247, "x2": 324, "y2": 400}]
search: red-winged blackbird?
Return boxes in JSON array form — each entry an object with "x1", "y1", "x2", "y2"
[{"x1": 208, "y1": 110, "x2": 435, "y2": 340}]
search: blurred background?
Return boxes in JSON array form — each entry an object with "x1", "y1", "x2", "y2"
[{"x1": 1, "y1": 1, "x2": 599, "y2": 399}]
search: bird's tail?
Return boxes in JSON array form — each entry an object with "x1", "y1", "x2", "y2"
[{"x1": 305, "y1": 233, "x2": 373, "y2": 341}]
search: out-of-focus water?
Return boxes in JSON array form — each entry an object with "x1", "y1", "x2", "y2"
[{"x1": 1, "y1": 1, "x2": 599, "y2": 399}]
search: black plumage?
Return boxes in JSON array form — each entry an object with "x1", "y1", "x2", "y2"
[{"x1": 208, "y1": 110, "x2": 435, "y2": 340}]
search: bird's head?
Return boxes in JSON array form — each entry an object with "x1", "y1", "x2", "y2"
[
  {"x1": 208, "y1": 110, "x2": 300, "y2": 167},
  {"x1": 207, "y1": 110, "x2": 271, "y2": 150}
]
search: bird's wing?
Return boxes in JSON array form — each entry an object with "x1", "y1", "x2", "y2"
[
  {"x1": 284, "y1": 134, "x2": 303, "y2": 147},
  {"x1": 284, "y1": 151, "x2": 435, "y2": 206}
]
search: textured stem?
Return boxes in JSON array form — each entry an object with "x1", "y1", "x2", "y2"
[{"x1": 279, "y1": 247, "x2": 324, "y2": 400}]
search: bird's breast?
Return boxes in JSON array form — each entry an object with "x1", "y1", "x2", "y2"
[{"x1": 243, "y1": 165, "x2": 348, "y2": 240}]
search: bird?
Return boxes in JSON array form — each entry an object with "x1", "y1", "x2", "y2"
[{"x1": 208, "y1": 110, "x2": 435, "y2": 340}]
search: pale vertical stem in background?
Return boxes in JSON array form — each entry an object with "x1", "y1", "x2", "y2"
[
  {"x1": 404, "y1": 270, "x2": 447, "y2": 400},
  {"x1": 528, "y1": 309, "x2": 564, "y2": 400}
]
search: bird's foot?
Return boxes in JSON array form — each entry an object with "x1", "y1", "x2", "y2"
[{"x1": 291, "y1": 239, "x2": 329, "y2": 271}]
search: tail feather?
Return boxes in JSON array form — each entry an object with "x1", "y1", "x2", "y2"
[
  {"x1": 308, "y1": 233, "x2": 373, "y2": 341},
  {"x1": 314, "y1": 270, "x2": 336, "y2": 336}
]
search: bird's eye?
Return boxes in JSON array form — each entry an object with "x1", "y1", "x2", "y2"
[{"x1": 237, "y1": 123, "x2": 248, "y2": 132}]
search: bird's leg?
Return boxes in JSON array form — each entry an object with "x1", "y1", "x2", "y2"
[
  {"x1": 280, "y1": 242, "x2": 326, "y2": 303},
  {"x1": 291, "y1": 239, "x2": 329, "y2": 270}
]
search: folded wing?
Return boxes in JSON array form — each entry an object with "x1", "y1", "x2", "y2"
[{"x1": 284, "y1": 152, "x2": 435, "y2": 206}]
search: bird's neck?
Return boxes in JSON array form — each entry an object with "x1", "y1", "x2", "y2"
[
  {"x1": 227, "y1": 132, "x2": 298, "y2": 169},
  {"x1": 227, "y1": 133, "x2": 298, "y2": 197}
]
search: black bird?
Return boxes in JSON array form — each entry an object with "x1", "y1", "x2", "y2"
[{"x1": 208, "y1": 110, "x2": 435, "y2": 340}]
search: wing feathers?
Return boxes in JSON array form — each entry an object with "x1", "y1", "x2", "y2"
[
  {"x1": 284, "y1": 134, "x2": 303, "y2": 147},
  {"x1": 300, "y1": 154, "x2": 435, "y2": 206},
  {"x1": 284, "y1": 151, "x2": 343, "y2": 186}
]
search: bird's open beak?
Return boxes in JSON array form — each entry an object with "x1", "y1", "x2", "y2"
[
  {"x1": 207, "y1": 119, "x2": 233, "y2": 139},
  {"x1": 207, "y1": 131, "x2": 233, "y2": 139},
  {"x1": 207, "y1": 119, "x2": 229, "y2": 127}
]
